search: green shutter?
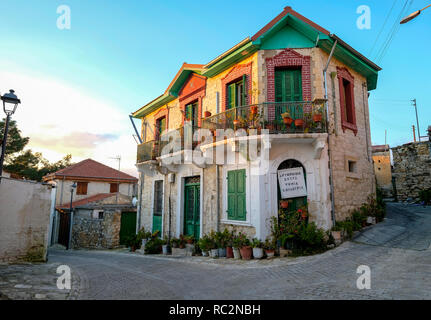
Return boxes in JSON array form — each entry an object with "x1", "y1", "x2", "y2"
[
  {"x1": 242, "y1": 75, "x2": 247, "y2": 105},
  {"x1": 274, "y1": 69, "x2": 302, "y2": 102},
  {"x1": 227, "y1": 83, "x2": 236, "y2": 110},
  {"x1": 227, "y1": 169, "x2": 246, "y2": 221},
  {"x1": 275, "y1": 71, "x2": 284, "y2": 102},
  {"x1": 292, "y1": 69, "x2": 302, "y2": 101}
]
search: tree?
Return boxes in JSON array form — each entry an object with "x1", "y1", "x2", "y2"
[
  {"x1": 0, "y1": 118, "x2": 29, "y2": 161},
  {"x1": 4, "y1": 151, "x2": 73, "y2": 181}
]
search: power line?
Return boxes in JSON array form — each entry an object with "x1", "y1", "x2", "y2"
[
  {"x1": 369, "y1": 0, "x2": 398, "y2": 57},
  {"x1": 375, "y1": 0, "x2": 414, "y2": 64}
]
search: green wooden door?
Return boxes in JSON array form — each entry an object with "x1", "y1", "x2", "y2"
[
  {"x1": 227, "y1": 169, "x2": 246, "y2": 221},
  {"x1": 184, "y1": 178, "x2": 200, "y2": 240},
  {"x1": 152, "y1": 180, "x2": 163, "y2": 234},
  {"x1": 277, "y1": 160, "x2": 307, "y2": 214},
  {"x1": 119, "y1": 212, "x2": 137, "y2": 245},
  {"x1": 274, "y1": 69, "x2": 303, "y2": 122}
]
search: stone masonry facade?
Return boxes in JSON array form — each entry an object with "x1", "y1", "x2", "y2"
[{"x1": 392, "y1": 141, "x2": 431, "y2": 201}]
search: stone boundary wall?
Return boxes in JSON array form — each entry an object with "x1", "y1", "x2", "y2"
[
  {"x1": 392, "y1": 141, "x2": 431, "y2": 201},
  {"x1": 0, "y1": 178, "x2": 52, "y2": 263}
]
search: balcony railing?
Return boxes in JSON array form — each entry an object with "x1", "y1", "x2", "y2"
[
  {"x1": 201, "y1": 101, "x2": 326, "y2": 134},
  {"x1": 137, "y1": 102, "x2": 327, "y2": 163}
]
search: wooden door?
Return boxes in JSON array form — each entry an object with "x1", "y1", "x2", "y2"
[
  {"x1": 58, "y1": 211, "x2": 70, "y2": 248},
  {"x1": 184, "y1": 177, "x2": 200, "y2": 240},
  {"x1": 119, "y1": 212, "x2": 137, "y2": 245},
  {"x1": 152, "y1": 180, "x2": 163, "y2": 234}
]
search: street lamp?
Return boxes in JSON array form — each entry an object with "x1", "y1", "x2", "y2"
[
  {"x1": 0, "y1": 90, "x2": 21, "y2": 180},
  {"x1": 67, "y1": 182, "x2": 77, "y2": 250},
  {"x1": 400, "y1": 4, "x2": 431, "y2": 24}
]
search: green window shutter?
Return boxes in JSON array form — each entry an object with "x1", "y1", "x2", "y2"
[
  {"x1": 227, "y1": 170, "x2": 236, "y2": 220},
  {"x1": 292, "y1": 69, "x2": 302, "y2": 101},
  {"x1": 227, "y1": 169, "x2": 246, "y2": 221},
  {"x1": 242, "y1": 75, "x2": 247, "y2": 105},
  {"x1": 227, "y1": 83, "x2": 236, "y2": 110},
  {"x1": 274, "y1": 69, "x2": 303, "y2": 102},
  {"x1": 275, "y1": 71, "x2": 284, "y2": 102}
]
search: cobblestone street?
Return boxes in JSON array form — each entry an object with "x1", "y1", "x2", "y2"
[{"x1": 1, "y1": 203, "x2": 430, "y2": 300}]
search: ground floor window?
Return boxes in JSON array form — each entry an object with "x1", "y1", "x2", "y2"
[{"x1": 227, "y1": 169, "x2": 246, "y2": 221}]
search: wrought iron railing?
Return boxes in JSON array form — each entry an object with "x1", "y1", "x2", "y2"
[
  {"x1": 201, "y1": 101, "x2": 326, "y2": 134},
  {"x1": 137, "y1": 102, "x2": 327, "y2": 163}
]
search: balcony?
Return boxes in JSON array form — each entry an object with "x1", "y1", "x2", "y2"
[
  {"x1": 201, "y1": 101, "x2": 326, "y2": 134},
  {"x1": 136, "y1": 101, "x2": 327, "y2": 164}
]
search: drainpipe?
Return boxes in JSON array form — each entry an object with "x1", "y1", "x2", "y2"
[
  {"x1": 216, "y1": 164, "x2": 220, "y2": 232},
  {"x1": 323, "y1": 39, "x2": 337, "y2": 227},
  {"x1": 137, "y1": 171, "x2": 144, "y2": 230}
]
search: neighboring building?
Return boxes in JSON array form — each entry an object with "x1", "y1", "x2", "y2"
[
  {"x1": 132, "y1": 7, "x2": 381, "y2": 240},
  {"x1": 392, "y1": 141, "x2": 431, "y2": 202},
  {"x1": 372, "y1": 145, "x2": 392, "y2": 197},
  {"x1": 43, "y1": 158, "x2": 138, "y2": 249}
]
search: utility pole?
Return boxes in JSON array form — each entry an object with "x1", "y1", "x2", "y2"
[{"x1": 412, "y1": 99, "x2": 421, "y2": 142}]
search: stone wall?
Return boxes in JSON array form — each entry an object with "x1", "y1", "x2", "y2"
[
  {"x1": 0, "y1": 178, "x2": 52, "y2": 263},
  {"x1": 392, "y1": 141, "x2": 431, "y2": 201},
  {"x1": 71, "y1": 209, "x2": 122, "y2": 249}
]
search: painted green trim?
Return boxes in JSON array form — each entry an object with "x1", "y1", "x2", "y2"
[
  {"x1": 318, "y1": 39, "x2": 379, "y2": 90},
  {"x1": 132, "y1": 93, "x2": 175, "y2": 119},
  {"x1": 201, "y1": 41, "x2": 258, "y2": 78}
]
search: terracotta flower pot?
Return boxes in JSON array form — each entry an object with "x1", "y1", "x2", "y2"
[
  {"x1": 294, "y1": 119, "x2": 305, "y2": 127},
  {"x1": 313, "y1": 114, "x2": 322, "y2": 122},
  {"x1": 240, "y1": 246, "x2": 253, "y2": 260},
  {"x1": 186, "y1": 239, "x2": 193, "y2": 244},
  {"x1": 250, "y1": 106, "x2": 258, "y2": 114},
  {"x1": 226, "y1": 246, "x2": 234, "y2": 259},
  {"x1": 265, "y1": 249, "x2": 275, "y2": 258},
  {"x1": 283, "y1": 117, "x2": 293, "y2": 125},
  {"x1": 204, "y1": 111, "x2": 212, "y2": 118},
  {"x1": 233, "y1": 120, "x2": 240, "y2": 126}
]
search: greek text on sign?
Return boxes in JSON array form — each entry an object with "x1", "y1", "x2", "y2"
[{"x1": 278, "y1": 167, "x2": 307, "y2": 199}]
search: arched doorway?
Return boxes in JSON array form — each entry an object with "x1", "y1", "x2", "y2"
[{"x1": 277, "y1": 159, "x2": 307, "y2": 213}]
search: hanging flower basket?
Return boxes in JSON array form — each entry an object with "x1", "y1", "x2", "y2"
[{"x1": 280, "y1": 200, "x2": 289, "y2": 209}]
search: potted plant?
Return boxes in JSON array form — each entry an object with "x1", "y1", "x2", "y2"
[
  {"x1": 294, "y1": 118, "x2": 305, "y2": 128},
  {"x1": 264, "y1": 237, "x2": 276, "y2": 258},
  {"x1": 250, "y1": 105, "x2": 258, "y2": 115},
  {"x1": 198, "y1": 235, "x2": 212, "y2": 257},
  {"x1": 237, "y1": 232, "x2": 252, "y2": 260},
  {"x1": 251, "y1": 238, "x2": 264, "y2": 259},
  {"x1": 185, "y1": 235, "x2": 194, "y2": 244},
  {"x1": 232, "y1": 235, "x2": 242, "y2": 259},
  {"x1": 162, "y1": 239, "x2": 171, "y2": 255},
  {"x1": 281, "y1": 112, "x2": 293, "y2": 125},
  {"x1": 233, "y1": 119, "x2": 241, "y2": 126},
  {"x1": 125, "y1": 235, "x2": 140, "y2": 252},
  {"x1": 204, "y1": 111, "x2": 212, "y2": 118},
  {"x1": 225, "y1": 231, "x2": 234, "y2": 258}
]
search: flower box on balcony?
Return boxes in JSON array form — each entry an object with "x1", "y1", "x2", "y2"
[{"x1": 294, "y1": 119, "x2": 305, "y2": 127}]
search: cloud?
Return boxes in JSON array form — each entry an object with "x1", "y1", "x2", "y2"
[{"x1": 0, "y1": 70, "x2": 138, "y2": 177}]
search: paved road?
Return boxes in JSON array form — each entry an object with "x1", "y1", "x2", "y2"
[{"x1": 1, "y1": 203, "x2": 431, "y2": 300}]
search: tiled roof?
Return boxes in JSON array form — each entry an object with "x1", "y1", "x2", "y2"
[
  {"x1": 372, "y1": 145, "x2": 390, "y2": 153},
  {"x1": 43, "y1": 159, "x2": 138, "y2": 182},
  {"x1": 56, "y1": 193, "x2": 114, "y2": 209}
]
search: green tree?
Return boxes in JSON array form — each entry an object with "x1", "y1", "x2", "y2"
[{"x1": 0, "y1": 118, "x2": 29, "y2": 161}]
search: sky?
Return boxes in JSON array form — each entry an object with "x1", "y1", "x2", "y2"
[{"x1": 0, "y1": 0, "x2": 429, "y2": 176}]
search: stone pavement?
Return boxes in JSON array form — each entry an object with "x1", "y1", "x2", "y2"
[{"x1": 0, "y1": 202, "x2": 430, "y2": 300}]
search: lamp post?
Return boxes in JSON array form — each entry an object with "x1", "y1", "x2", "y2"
[
  {"x1": 400, "y1": 4, "x2": 431, "y2": 24},
  {"x1": 0, "y1": 90, "x2": 21, "y2": 181},
  {"x1": 67, "y1": 182, "x2": 77, "y2": 250}
]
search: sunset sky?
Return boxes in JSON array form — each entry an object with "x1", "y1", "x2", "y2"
[{"x1": 1, "y1": 0, "x2": 430, "y2": 176}]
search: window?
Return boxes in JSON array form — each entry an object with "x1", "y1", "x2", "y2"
[
  {"x1": 110, "y1": 183, "x2": 119, "y2": 193},
  {"x1": 76, "y1": 182, "x2": 88, "y2": 195},
  {"x1": 227, "y1": 76, "x2": 247, "y2": 109},
  {"x1": 337, "y1": 67, "x2": 357, "y2": 134},
  {"x1": 274, "y1": 68, "x2": 302, "y2": 102},
  {"x1": 92, "y1": 210, "x2": 104, "y2": 219},
  {"x1": 348, "y1": 160, "x2": 357, "y2": 173},
  {"x1": 227, "y1": 169, "x2": 246, "y2": 221},
  {"x1": 185, "y1": 101, "x2": 199, "y2": 127},
  {"x1": 155, "y1": 116, "x2": 166, "y2": 140}
]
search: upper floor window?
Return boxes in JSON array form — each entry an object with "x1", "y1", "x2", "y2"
[
  {"x1": 110, "y1": 183, "x2": 118, "y2": 193},
  {"x1": 76, "y1": 182, "x2": 88, "y2": 195},
  {"x1": 275, "y1": 68, "x2": 302, "y2": 102},
  {"x1": 155, "y1": 116, "x2": 166, "y2": 140},
  {"x1": 227, "y1": 75, "x2": 247, "y2": 109},
  {"x1": 337, "y1": 67, "x2": 357, "y2": 135},
  {"x1": 185, "y1": 101, "x2": 199, "y2": 128}
]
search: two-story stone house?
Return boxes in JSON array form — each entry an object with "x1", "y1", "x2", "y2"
[{"x1": 132, "y1": 7, "x2": 381, "y2": 241}]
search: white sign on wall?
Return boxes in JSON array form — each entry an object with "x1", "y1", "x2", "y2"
[{"x1": 278, "y1": 167, "x2": 307, "y2": 199}]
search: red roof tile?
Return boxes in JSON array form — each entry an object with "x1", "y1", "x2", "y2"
[
  {"x1": 43, "y1": 159, "x2": 138, "y2": 182},
  {"x1": 56, "y1": 193, "x2": 115, "y2": 210}
]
